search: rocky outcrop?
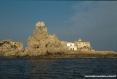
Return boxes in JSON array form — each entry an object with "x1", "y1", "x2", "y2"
[
  {"x1": 0, "y1": 22, "x2": 117, "y2": 58},
  {"x1": 0, "y1": 40, "x2": 23, "y2": 57},
  {"x1": 47, "y1": 34, "x2": 64, "y2": 54},
  {"x1": 24, "y1": 22, "x2": 64, "y2": 56},
  {"x1": 0, "y1": 22, "x2": 64, "y2": 57}
]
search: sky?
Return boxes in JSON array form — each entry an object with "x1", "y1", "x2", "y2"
[{"x1": 0, "y1": 1, "x2": 117, "y2": 51}]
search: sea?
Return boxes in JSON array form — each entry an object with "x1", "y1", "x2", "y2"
[{"x1": 0, "y1": 58, "x2": 116, "y2": 79}]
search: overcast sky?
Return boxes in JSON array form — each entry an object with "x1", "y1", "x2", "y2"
[{"x1": 0, "y1": 1, "x2": 117, "y2": 51}]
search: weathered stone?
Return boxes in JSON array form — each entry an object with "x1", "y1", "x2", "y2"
[
  {"x1": 49, "y1": 34, "x2": 62, "y2": 47},
  {"x1": 24, "y1": 21, "x2": 64, "y2": 56},
  {"x1": 0, "y1": 40, "x2": 23, "y2": 57}
]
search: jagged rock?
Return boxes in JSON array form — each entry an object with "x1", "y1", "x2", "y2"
[
  {"x1": 0, "y1": 22, "x2": 64, "y2": 57},
  {"x1": 49, "y1": 34, "x2": 62, "y2": 47},
  {"x1": 0, "y1": 40, "x2": 23, "y2": 57},
  {"x1": 24, "y1": 21, "x2": 64, "y2": 56}
]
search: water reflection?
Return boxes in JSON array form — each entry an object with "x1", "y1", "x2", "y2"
[
  {"x1": 0, "y1": 58, "x2": 116, "y2": 79},
  {"x1": 25, "y1": 59, "x2": 62, "y2": 79}
]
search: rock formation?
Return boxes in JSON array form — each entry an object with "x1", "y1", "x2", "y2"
[
  {"x1": 0, "y1": 22, "x2": 117, "y2": 58},
  {"x1": 47, "y1": 34, "x2": 64, "y2": 54},
  {"x1": 0, "y1": 40, "x2": 23, "y2": 57},
  {"x1": 24, "y1": 22, "x2": 64, "y2": 56}
]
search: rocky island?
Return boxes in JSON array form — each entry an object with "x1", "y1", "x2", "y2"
[{"x1": 0, "y1": 22, "x2": 117, "y2": 58}]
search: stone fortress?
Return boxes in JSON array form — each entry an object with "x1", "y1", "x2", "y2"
[{"x1": 0, "y1": 21, "x2": 116, "y2": 58}]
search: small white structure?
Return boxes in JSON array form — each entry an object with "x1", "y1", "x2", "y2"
[
  {"x1": 67, "y1": 42, "x2": 74, "y2": 47},
  {"x1": 61, "y1": 38, "x2": 92, "y2": 51},
  {"x1": 67, "y1": 46, "x2": 77, "y2": 50},
  {"x1": 67, "y1": 42, "x2": 77, "y2": 50}
]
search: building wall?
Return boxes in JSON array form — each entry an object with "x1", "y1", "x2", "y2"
[
  {"x1": 67, "y1": 46, "x2": 77, "y2": 50},
  {"x1": 77, "y1": 42, "x2": 90, "y2": 49},
  {"x1": 61, "y1": 38, "x2": 92, "y2": 51},
  {"x1": 76, "y1": 38, "x2": 92, "y2": 51},
  {"x1": 67, "y1": 42, "x2": 74, "y2": 47},
  {"x1": 66, "y1": 42, "x2": 77, "y2": 50}
]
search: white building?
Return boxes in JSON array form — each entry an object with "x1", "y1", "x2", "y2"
[
  {"x1": 67, "y1": 42, "x2": 77, "y2": 50},
  {"x1": 76, "y1": 38, "x2": 92, "y2": 51},
  {"x1": 67, "y1": 46, "x2": 77, "y2": 50},
  {"x1": 67, "y1": 42, "x2": 74, "y2": 47},
  {"x1": 61, "y1": 38, "x2": 92, "y2": 51}
]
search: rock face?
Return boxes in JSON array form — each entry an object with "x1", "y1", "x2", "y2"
[
  {"x1": 24, "y1": 22, "x2": 64, "y2": 56},
  {"x1": 0, "y1": 40, "x2": 23, "y2": 57}
]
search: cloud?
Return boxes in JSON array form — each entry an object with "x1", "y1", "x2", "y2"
[
  {"x1": 62, "y1": 1, "x2": 117, "y2": 51},
  {"x1": 47, "y1": 1, "x2": 117, "y2": 51},
  {"x1": 70, "y1": 1, "x2": 117, "y2": 35}
]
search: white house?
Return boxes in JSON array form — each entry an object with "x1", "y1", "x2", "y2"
[
  {"x1": 61, "y1": 38, "x2": 92, "y2": 51},
  {"x1": 76, "y1": 38, "x2": 92, "y2": 51},
  {"x1": 67, "y1": 42, "x2": 74, "y2": 47},
  {"x1": 67, "y1": 46, "x2": 77, "y2": 50},
  {"x1": 67, "y1": 42, "x2": 77, "y2": 50}
]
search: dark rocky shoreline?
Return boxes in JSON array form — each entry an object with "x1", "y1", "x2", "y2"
[{"x1": 1, "y1": 51, "x2": 117, "y2": 58}]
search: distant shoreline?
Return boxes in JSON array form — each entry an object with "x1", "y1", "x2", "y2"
[{"x1": 0, "y1": 51, "x2": 117, "y2": 58}]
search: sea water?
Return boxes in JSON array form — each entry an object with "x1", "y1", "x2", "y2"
[{"x1": 0, "y1": 58, "x2": 116, "y2": 79}]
